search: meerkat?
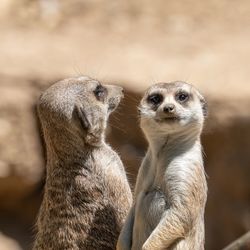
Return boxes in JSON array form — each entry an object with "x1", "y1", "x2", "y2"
[
  {"x1": 117, "y1": 81, "x2": 208, "y2": 250},
  {"x1": 33, "y1": 76, "x2": 132, "y2": 250}
]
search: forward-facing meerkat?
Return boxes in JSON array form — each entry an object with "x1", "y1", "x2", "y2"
[
  {"x1": 33, "y1": 76, "x2": 132, "y2": 250},
  {"x1": 117, "y1": 81, "x2": 208, "y2": 250}
]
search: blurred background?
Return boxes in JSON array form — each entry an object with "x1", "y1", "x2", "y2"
[{"x1": 0, "y1": 0, "x2": 250, "y2": 249}]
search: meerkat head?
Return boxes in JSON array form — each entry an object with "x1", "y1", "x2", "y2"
[
  {"x1": 38, "y1": 76, "x2": 123, "y2": 147},
  {"x1": 139, "y1": 81, "x2": 207, "y2": 137}
]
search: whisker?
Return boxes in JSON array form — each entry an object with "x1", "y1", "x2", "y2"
[
  {"x1": 111, "y1": 117, "x2": 121, "y2": 123},
  {"x1": 125, "y1": 94, "x2": 140, "y2": 104},
  {"x1": 109, "y1": 123, "x2": 127, "y2": 134}
]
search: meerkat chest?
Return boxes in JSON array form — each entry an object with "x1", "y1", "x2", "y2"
[
  {"x1": 136, "y1": 188, "x2": 168, "y2": 231},
  {"x1": 134, "y1": 161, "x2": 168, "y2": 231},
  {"x1": 93, "y1": 145, "x2": 125, "y2": 175},
  {"x1": 134, "y1": 155, "x2": 193, "y2": 230}
]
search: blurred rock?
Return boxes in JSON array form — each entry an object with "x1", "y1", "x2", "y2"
[
  {"x1": 0, "y1": 76, "x2": 43, "y2": 220},
  {"x1": 203, "y1": 111, "x2": 250, "y2": 249},
  {"x1": 0, "y1": 0, "x2": 13, "y2": 19}
]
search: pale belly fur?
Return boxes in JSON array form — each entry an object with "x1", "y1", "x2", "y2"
[{"x1": 132, "y1": 188, "x2": 167, "y2": 250}]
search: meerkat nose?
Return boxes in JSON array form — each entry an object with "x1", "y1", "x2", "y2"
[
  {"x1": 119, "y1": 86, "x2": 124, "y2": 96},
  {"x1": 164, "y1": 104, "x2": 175, "y2": 113},
  {"x1": 114, "y1": 85, "x2": 124, "y2": 94}
]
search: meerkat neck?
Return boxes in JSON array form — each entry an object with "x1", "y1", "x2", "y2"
[
  {"x1": 146, "y1": 128, "x2": 202, "y2": 161},
  {"x1": 44, "y1": 128, "x2": 104, "y2": 172}
]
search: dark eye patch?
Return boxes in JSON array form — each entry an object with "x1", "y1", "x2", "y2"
[
  {"x1": 175, "y1": 91, "x2": 189, "y2": 103},
  {"x1": 93, "y1": 84, "x2": 107, "y2": 102},
  {"x1": 147, "y1": 93, "x2": 163, "y2": 105}
]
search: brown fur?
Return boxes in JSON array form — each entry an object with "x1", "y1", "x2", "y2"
[{"x1": 33, "y1": 76, "x2": 132, "y2": 250}]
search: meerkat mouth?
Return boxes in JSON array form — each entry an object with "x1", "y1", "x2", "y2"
[
  {"x1": 108, "y1": 103, "x2": 117, "y2": 111},
  {"x1": 156, "y1": 116, "x2": 180, "y2": 123}
]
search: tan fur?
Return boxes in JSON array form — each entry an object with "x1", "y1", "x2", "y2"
[
  {"x1": 33, "y1": 76, "x2": 132, "y2": 250},
  {"x1": 117, "y1": 81, "x2": 207, "y2": 250}
]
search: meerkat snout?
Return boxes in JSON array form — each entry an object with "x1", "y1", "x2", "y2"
[
  {"x1": 105, "y1": 85, "x2": 124, "y2": 112},
  {"x1": 163, "y1": 104, "x2": 175, "y2": 113}
]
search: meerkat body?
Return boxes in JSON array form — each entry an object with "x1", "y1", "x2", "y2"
[
  {"x1": 33, "y1": 76, "x2": 132, "y2": 250},
  {"x1": 117, "y1": 81, "x2": 207, "y2": 250}
]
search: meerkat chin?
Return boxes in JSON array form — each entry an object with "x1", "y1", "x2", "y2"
[
  {"x1": 33, "y1": 76, "x2": 132, "y2": 250},
  {"x1": 117, "y1": 81, "x2": 208, "y2": 250}
]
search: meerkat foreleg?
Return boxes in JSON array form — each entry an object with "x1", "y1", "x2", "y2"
[
  {"x1": 142, "y1": 201, "x2": 195, "y2": 250},
  {"x1": 116, "y1": 207, "x2": 135, "y2": 250},
  {"x1": 117, "y1": 154, "x2": 149, "y2": 250}
]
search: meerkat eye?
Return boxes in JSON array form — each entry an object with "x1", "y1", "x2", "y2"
[
  {"x1": 93, "y1": 85, "x2": 106, "y2": 101},
  {"x1": 147, "y1": 93, "x2": 163, "y2": 105},
  {"x1": 176, "y1": 92, "x2": 189, "y2": 103}
]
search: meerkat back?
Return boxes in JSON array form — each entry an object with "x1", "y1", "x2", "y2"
[{"x1": 33, "y1": 76, "x2": 132, "y2": 250}]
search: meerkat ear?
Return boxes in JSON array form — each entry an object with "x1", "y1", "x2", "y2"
[{"x1": 74, "y1": 105, "x2": 92, "y2": 130}]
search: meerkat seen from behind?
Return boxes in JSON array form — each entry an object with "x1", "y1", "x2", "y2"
[
  {"x1": 117, "y1": 81, "x2": 208, "y2": 250},
  {"x1": 33, "y1": 76, "x2": 132, "y2": 250}
]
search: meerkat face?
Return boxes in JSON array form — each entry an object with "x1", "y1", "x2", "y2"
[
  {"x1": 72, "y1": 77, "x2": 123, "y2": 132},
  {"x1": 38, "y1": 76, "x2": 123, "y2": 146},
  {"x1": 139, "y1": 81, "x2": 207, "y2": 135}
]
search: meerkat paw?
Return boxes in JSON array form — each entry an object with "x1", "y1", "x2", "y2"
[
  {"x1": 142, "y1": 240, "x2": 160, "y2": 250},
  {"x1": 142, "y1": 243, "x2": 151, "y2": 250}
]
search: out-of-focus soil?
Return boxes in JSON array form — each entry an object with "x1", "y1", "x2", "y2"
[
  {"x1": 0, "y1": 1, "x2": 250, "y2": 249},
  {"x1": 1, "y1": 0, "x2": 250, "y2": 99}
]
